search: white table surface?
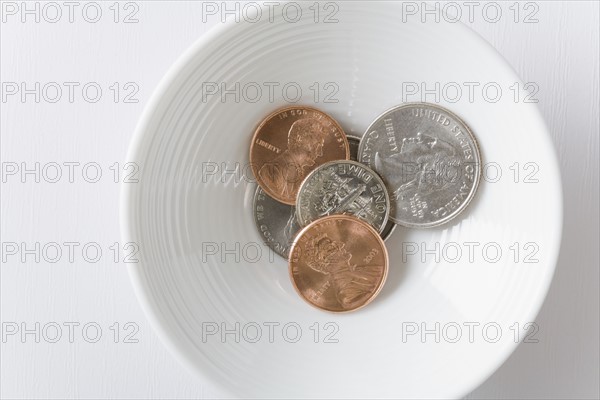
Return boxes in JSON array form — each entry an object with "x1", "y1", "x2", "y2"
[{"x1": 1, "y1": 1, "x2": 598, "y2": 398}]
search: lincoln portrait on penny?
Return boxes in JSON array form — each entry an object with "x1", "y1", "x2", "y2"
[
  {"x1": 304, "y1": 233, "x2": 382, "y2": 310},
  {"x1": 258, "y1": 118, "x2": 326, "y2": 200}
]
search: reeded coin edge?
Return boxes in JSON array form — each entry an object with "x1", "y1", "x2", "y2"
[
  {"x1": 381, "y1": 220, "x2": 397, "y2": 241},
  {"x1": 346, "y1": 133, "x2": 363, "y2": 142}
]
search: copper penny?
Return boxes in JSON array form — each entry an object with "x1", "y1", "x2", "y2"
[
  {"x1": 249, "y1": 106, "x2": 349, "y2": 205},
  {"x1": 289, "y1": 214, "x2": 388, "y2": 312}
]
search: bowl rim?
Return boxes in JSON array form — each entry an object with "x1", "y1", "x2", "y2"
[{"x1": 120, "y1": 5, "x2": 564, "y2": 398}]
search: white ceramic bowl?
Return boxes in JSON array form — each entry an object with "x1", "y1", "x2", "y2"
[{"x1": 121, "y1": 3, "x2": 562, "y2": 398}]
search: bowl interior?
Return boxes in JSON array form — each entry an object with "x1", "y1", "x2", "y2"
[{"x1": 122, "y1": 3, "x2": 562, "y2": 398}]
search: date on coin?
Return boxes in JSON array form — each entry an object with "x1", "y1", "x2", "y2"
[
  {"x1": 250, "y1": 106, "x2": 349, "y2": 205},
  {"x1": 289, "y1": 215, "x2": 388, "y2": 312}
]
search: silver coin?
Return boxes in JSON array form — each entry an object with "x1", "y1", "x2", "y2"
[
  {"x1": 379, "y1": 215, "x2": 397, "y2": 241},
  {"x1": 296, "y1": 160, "x2": 391, "y2": 233},
  {"x1": 348, "y1": 134, "x2": 397, "y2": 241},
  {"x1": 358, "y1": 103, "x2": 482, "y2": 228},
  {"x1": 347, "y1": 134, "x2": 362, "y2": 161},
  {"x1": 253, "y1": 185, "x2": 301, "y2": 259}
]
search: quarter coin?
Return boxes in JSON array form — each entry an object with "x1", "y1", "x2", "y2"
[{"x1": 358, "y1": 103, "x2": 482, "y2": 228}]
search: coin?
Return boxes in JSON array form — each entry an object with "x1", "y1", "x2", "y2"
[
  {"x1": 379, "y1": 217, "x2": 396, "y2": 241},
  {"x1": 250, "y1": 106, "x2": 349, "y2": 205},
  {"x1": 347, "y1": 135, "x2": 397, "y2": 241},
  {"x1": 289, "y1": 214, "x2": 388, "y2": 312},
  {"x1": 347, "y1": 134, "x2": 362, "y2": 161},
  {"x1": 296, "y1": 160, "x2": 390, "y2": 233},
  {"x1": 358, "y1": 103, "x2": 482, "y2": 228},
  {"x1": 253, "y1": 185, "x2": 300, "y2": 259}
]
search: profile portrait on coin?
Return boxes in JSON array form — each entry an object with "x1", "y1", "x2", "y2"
[
  {"x1": 258, "y1": 118, "x2": 326, "y2": 200},
  {"x1": 283, "y1": 206, "x2": 300, "y2": 242},
  {"x1": 304, "y1": 233, "x2": 383, "y2": 310},
  {"x1": 375, "y1": 131, "x2": 461, "y2": 201}
]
